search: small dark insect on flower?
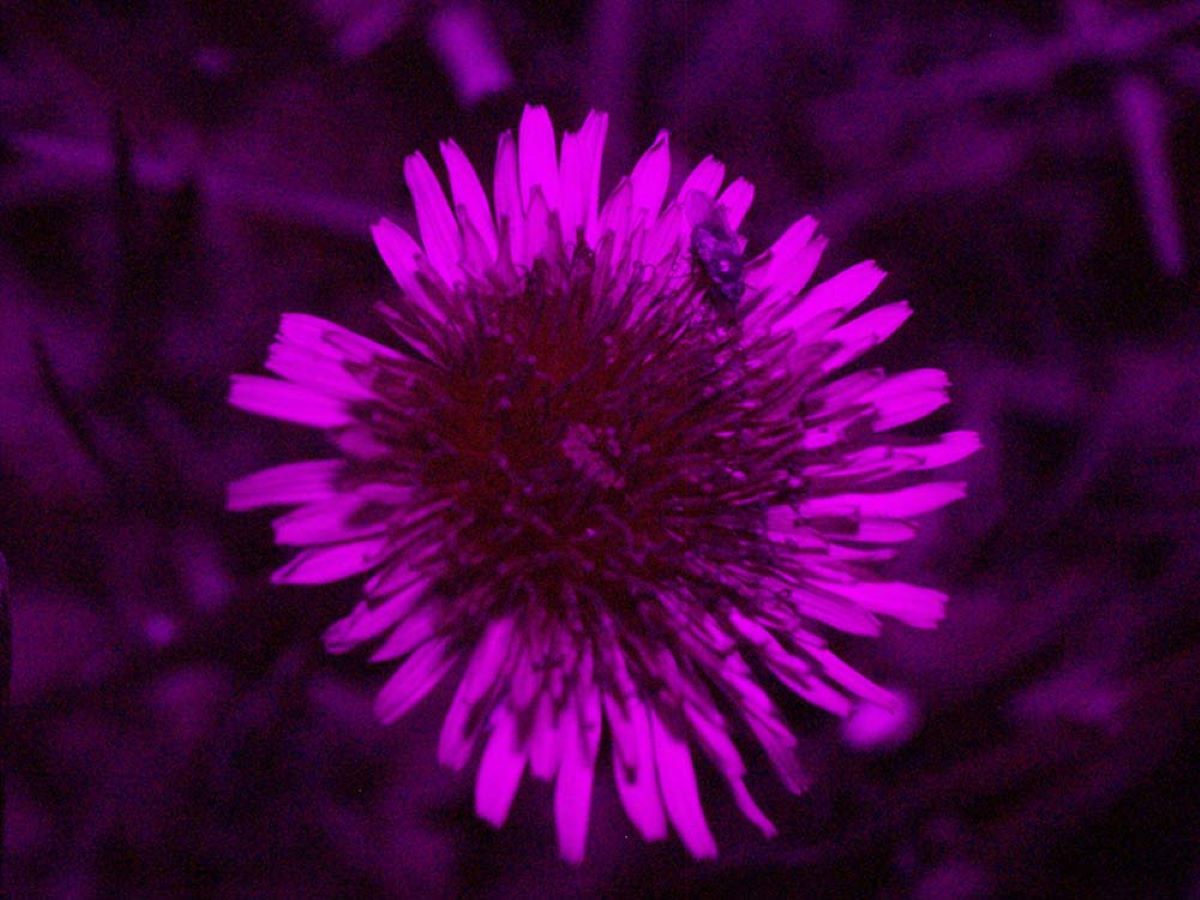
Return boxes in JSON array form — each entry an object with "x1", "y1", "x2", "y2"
[{"x1": 686, "y1": 191, "x2": 746, "y2": 321}]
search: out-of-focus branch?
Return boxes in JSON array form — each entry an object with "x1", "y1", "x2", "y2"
[
  {"x1": 1067, "y1": 0, "x2": 1187, "y2": 276},
  {"x1": 1, "y1": 113, "x2": 1088, "y2": 251},
  {"x1": 1113, "y1": 75, "x2": 1186, "y2": 276},
  {"x1": 815, "y1": 1, "x2": 1200, "y2": 125},
  {"x1": 428, "y1": 4, "x2": 513, "y2": 107},
  {"x1": 32, "y1": 333, "x2": 129, "y2": 498},
  {"x1": 4, "y1": 132, "x2": 399, "y2": 238},
  {"x1": 308, "y1": 0, "x2": 410, "y2": 60}
]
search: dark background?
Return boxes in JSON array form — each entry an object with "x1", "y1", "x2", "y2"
[{"x1": 2, "y1": 0, "x2": 1200, "y2": 896}]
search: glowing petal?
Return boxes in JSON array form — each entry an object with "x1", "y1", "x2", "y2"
[
  {"x1": 441, "y1": 138, "x2": 498, "y2": 260},
  {"x1": 518, "y1": 105, "x2": 561, "y2": 213},
  {"x1": 227, "y1": 460, "x2": 344, "y2": 511},
  {"x1": 476, "y1": 706, "x2": 527, "y2": 827},
  {"x1": 404, "y1": 152, "x2": 464, "y2": 287},
  {"x1": 229, "y1": 376, "x2": 353, "y2": 428},
  {"x1": 651, "y1": 709, "x2": 717, "y2": 859}
]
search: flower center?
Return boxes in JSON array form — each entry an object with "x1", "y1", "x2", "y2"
[{"x1": 367, "y1": 242, "x2": 809, "y2": 638}]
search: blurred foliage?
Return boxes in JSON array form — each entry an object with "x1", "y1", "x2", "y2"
[{"x1": 2, "y1": 0, "x2": 1199, "y2": 896}]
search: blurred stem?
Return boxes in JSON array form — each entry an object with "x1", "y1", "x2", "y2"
[
  {"x1": 813, "y1": 1, "x2": 1200, "y2": 132},
  {"x1": 32, "y1": 334, "x2": 129, "y2": 499},
  {"x1": 1068, "y1": 0, "x2": 1186, "y2": 277},
  {"x1": 1113, "y1": 75, "x2": 1185, "y2": 277},
  {"x1": 6, "y1": 132, "x2": 392, "y2": 238}
]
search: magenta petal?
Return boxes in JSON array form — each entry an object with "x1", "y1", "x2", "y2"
[
  {"x1": 867, "y1": 376, "x2": 951, "y2": 432},
  {"x1": 714, "y1": 654, "x2": 810, "y2": 794},
  {"x1": 611, "y1": 693, "x2": 668, "y2": 841},
  {"x1": 684, "y1": 702, "x2": 743, "y2": 777},
  {"x1": 843, "y1": 520, "x2": 920, "y2": 544},
  {"x1": 437, "y1": 679, "x2": 480, "y2": 771},
  {"x1": 779, "y1": 260, "x2": 885, "y2": 336},
  {"x1": 803, "y1": 431, "x2": 980, "y2": 483},
  {"x1": 716, "y1": 177, "x2": 754, "y2": 229},
  {"x1": 806, "y1": 644, "x2": 898, "y2": 707},
  {"x1": 773, "y1": 668, "x2": 853, "y2": 716},
  {"x1": 276, "y1": 313, "x2": 398, "y2": 363},
  {"x1": 435, "y1": 619, "x2": 514, "y2": 769},
  {"x1": 528, "y1": 691, "x2": 563, "y2": 780},
  {"x1": 518, "y1": 104, "x2": 561, "y2": 212},
  {"x1": 369, "y1": 606, "x2": 438, "y2": 662},
  {"x1": 599, "y1": 177, "x2": 633, "y2": 245},
  {"x1": 685, "y1": 680, "x2": 778, "y2": 838},
  {"x1": 272, "y1": 496, "x2": 382, "y2": 546},
  {"x1": 270, "y1": 536, "x2": 389, "y2": 585},
  {"x1": 374, "y1": 640, "x2": 454, "y2": 724},
  {"x1": 262, "y1": 347, "x2": 372, "y2": 400},
  {"x1": 440, "y1": 138, "x2": 498, "y2": 260},
  {"x1": 629, "y1": 130, "x2": 670, "y2": 219},
  {"x1": 821, "y1": 301, "x2": 914, "y2": 373},
  {"x1": 603, "y1": 692, "x2": 638, "y2": 771},
  {"x1": 404, "y1": 151, "x2": 464, "y2": 287},
  {"x1": 492, "y1": 129, "x2": 526, "y2": 267},
  {"x1": 229, "y1": 375, "x2": 353, "y2": 428},
  {"x1": 642, "y1": 203, "x2": 685, "y2": 267},
  {"x1": 747, "y1": 215, "x2": 818, "y2": 288},
  {"x1": 815, "y1": 579, "x2": 947, "y2": 628},
  {"x1": 324, "y1": 578, "x2": 427, "y2": 654},
  {"x1": 677, "y1": 156, "x2": 726, "y2": 204},
  {"x1": 575, "y1": 111, "x2": 609, "y2": 244},
  {"x1": 524, "y1": 187, "x2": 552, "y2": 262},
  {"x1": 554, "y1": 683, "x2": 602, "y2": 863},
  {"x1": 460, "y1": 616, "x2": 515, "y2": 704},
  {"x1": 475, "y1": 706, "x2": 527, "y2": 827},
  {"x1": 557, "y1": 130, "x2": 585, "y2": 241},
  {"x1": 651, "y1": 708, "x2": 718, "y2": 859},
  {"x1": 370, "y1": 218, "x2": 447, "y2": 321},
  {"x1": 750, "y1": 224, "x2": 825, "y2": 312},
  {"x1": 227, "y1": 460, "x2": 343, "y2": 511},
  {"x1": 797, "y1": 591, "x2": 883, "y2": 636},
  {"x1": 436, "y1": 618, "x2": 513, "y2": 769},
  {"x1": 906, "y1": 431, "x2": 983, "y2": 469},
  {"x1": 508, "y1": 652, "x2": 540, "y2": 711},
  {"x1": 731, "y1": 780, "x2": 778, "y2": 838},
  {"x1": 801, "y1": 482, "x2": 967, "y2": 520}
]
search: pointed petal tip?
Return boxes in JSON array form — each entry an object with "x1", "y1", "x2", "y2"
[
  {"x1": 955, "y1": 430, "x2": 984, "y2": 456},
  {"x1": 587, "y1": 110, "x2": 610, "y2": 136},
  {"x1": 228, "y1": 375, "x2": 353, "y2": 429},
  {"x1": 370, "y1": 215, "x2": 401, "y2": 237},
  {"x1": 520, "y1": 103, "x2": 554, "y2": 132},
  {"x1": 475, "y1": 709, "x2": 527, "y2": 827}
]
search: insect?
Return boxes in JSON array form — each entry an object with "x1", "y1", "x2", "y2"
[{"x1": 685, "y1": 191, "x2": 746, "y2": 322}]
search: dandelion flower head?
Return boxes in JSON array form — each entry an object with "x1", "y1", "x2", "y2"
[{"x1": 229, "y1": 106, "x2": 980, "y2": 861}]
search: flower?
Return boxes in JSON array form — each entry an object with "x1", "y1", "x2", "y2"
[{"x1": 229, "y1": 105, "x2": 980, "y2": 862}]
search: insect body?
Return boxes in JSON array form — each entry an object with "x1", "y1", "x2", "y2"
[{"x1": 685, "y1": 192, "x2": 746, "y2": 321}]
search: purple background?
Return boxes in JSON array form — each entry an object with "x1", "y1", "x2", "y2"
[{"x1": 3, "y1": 1, "x2": 1200, "y2": 896}]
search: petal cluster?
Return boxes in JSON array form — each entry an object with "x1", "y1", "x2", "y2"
[{"x1": 230, "y1": 105, "x2": 979, "y2": 861}]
